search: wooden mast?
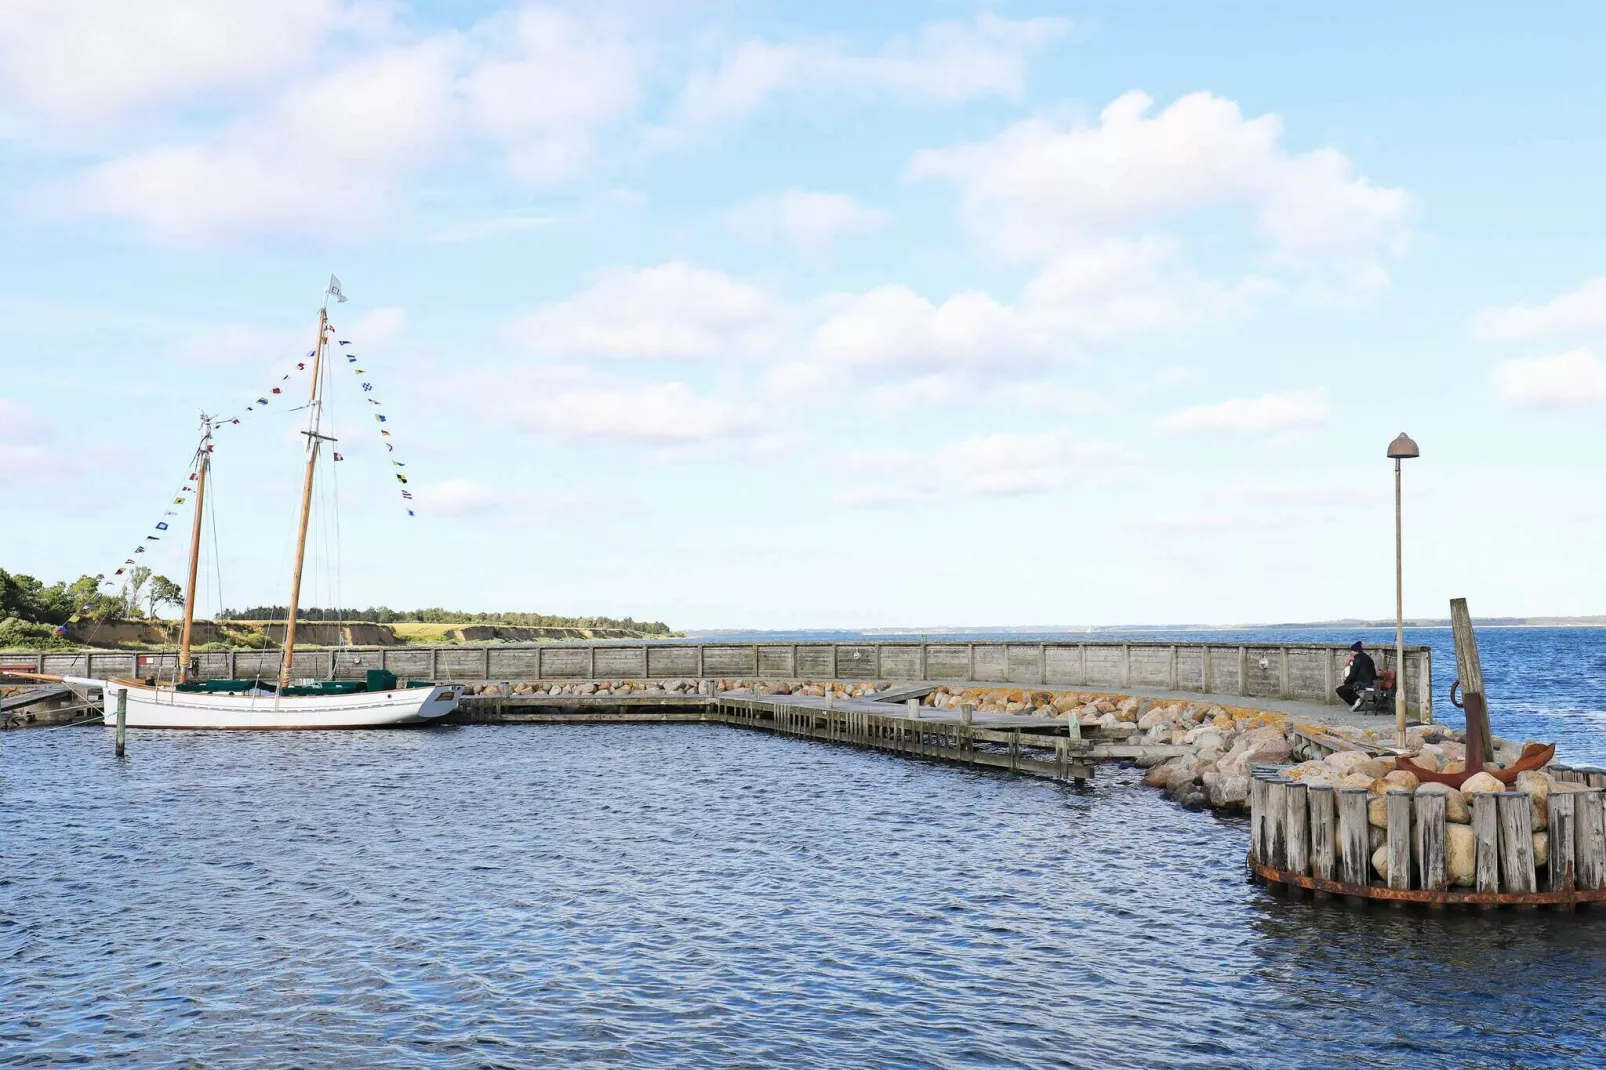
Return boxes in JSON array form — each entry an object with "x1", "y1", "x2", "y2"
[
  {"x1": 176, "y1": 416, "x2": 212, "y2": 683},
  {"x1": 278, "y1": 306, "x2": 329, "y2": 689}
]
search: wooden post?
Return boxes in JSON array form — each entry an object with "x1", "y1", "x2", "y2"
[
  {"x1": 114, "y1": 687, "x2": 127, "y2": 757},
  {"x1": 1575, "y1": 789, "x2": 1606, "y2": 890},
  {"x1": 1168, "y1": 645, "x2": 1178, "y2": 690},
  {"x1": 1324, "y1": 649, "x2": 1335, "y2": 704},
  {"x1": 1008, "y1": 731, "x2": 1019, "y2": 772},
  {"x1": 1285, "y1": 782, "x2": 1309, "y2": 876},
  {"x1": 1414, "y1": 791, "x2": 1447, "y2": 893},
  {"x1": 1416, "y1": 649, "x2": 1433, "y2": 724},
  {"x1": 960, "y1": 703, "x2": 973, "y2": 727},
  {"x1": 1309, "y1": 785, "x2": 1336, "y2": 881},
  {"x1": 1549, "y1": 790, "x2": 1577, "y2": 893},
  {"x1": 1472, "y1": 792, "x2": 1500, "y2": 893},
  {"x1": 1450, "y1": 598, "x2": 1493, "y2": 768},
  {"x1": 967, "y1": 643, "x2": 975, "y2": 682},
  {"x1": 1265, "y1": 780, "x2": 1288, "y2": 869},
  {"x1": 1338, "y1": 788, "x2": 1369, "y2": 885},
  {"x1": 1249, "y1": 776, "x2": 1267, "y2": 864},
  {"x1": 1065, "y1": 707, "x2": 1081, "y2": 741},
  {"x1": 1496, "y1": 792, "x2": 1537, "y2": 894},
  {"x1": 1386, "y1": 790, "x2": 1412, "y2": 889}
]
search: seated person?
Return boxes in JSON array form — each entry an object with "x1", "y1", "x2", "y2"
[{"x1": 1335, "y1": 641, "x2": 1378, "y2": 710}]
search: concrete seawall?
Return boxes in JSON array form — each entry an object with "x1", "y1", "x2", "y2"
[{"x1": 5, "y1": 638, "x2": 1433, "y2": 716}]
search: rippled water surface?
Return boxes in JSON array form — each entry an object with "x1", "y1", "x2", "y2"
[{"x1": 6, "y1": 724, "x2": 1606, "y2": 1068}]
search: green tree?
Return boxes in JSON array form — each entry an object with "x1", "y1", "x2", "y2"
[
  {"x1": 121, "y1": 565, "x2": 152, "y2": 618},
  {"x1": 147, "y1": 575, "x2": 184, "y2": 618}
]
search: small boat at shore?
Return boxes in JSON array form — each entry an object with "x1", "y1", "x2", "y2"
[{"x1": 20, "y1": 278, "x2": 459, "y2": 729}]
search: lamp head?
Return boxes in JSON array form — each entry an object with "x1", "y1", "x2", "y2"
[{"x1": 1387, "y1": 432, "x2": 1420, "y2": 460}]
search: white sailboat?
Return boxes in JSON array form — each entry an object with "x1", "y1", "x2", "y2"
[{"x1": 23, "y1": 279, "x2": 460, "y2": 729}]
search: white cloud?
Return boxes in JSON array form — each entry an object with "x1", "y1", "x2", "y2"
[
  {"x1": 1471, "y1": 278, "x2": 1606, "y2": 343},
  {"x1": 460, "y1": 6, "x2": 639, "y2": 182},
  {"x1": 836, "y1": 430, "x2": 1114, "y2": 506},
  {"x1": 810, "y1": 285, "x2": 1050, "y2": 374},
  {"x1": 1155, "y1": 389, "x2": 1329, "y2": 435},
  {"x1": 65, "y1": 39, "x2": 460, "y2": 243},
  {"x1": 727, "y1": 189, "x2": 887, "y2": 252},
  {"x1": 1491, "y1": 346, "x2": 1606, "y2": 407},
  {"x1": 500, "y1": 367, "x2": 762, "y2": 447},
  {"x1": 669, "y1": 14, "x2": 1067, "y2": 129},
  {"x1": 0, "y1": 0, "x2": 370, "y2": 122},
  {"x1": 910, "y1": 90, "x2": 1408, "y2": 265},
  {"x1": 53, "y1": 9, "x2": 643, "y2": 243},
  {"x1": 506, "y1": 262, "x2": 779, "y2": 360},
  {"x1": 1020, "y1": 235, "x2": 1278, "y2": 338}
]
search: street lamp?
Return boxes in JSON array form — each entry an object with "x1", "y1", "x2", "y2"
[{"x1": 1387, "y1": 432, "x2": 1420, "y2": 747}]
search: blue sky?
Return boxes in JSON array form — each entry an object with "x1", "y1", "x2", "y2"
[{"x1": 3, "y1": 1, "x2": 1606, "y2": 629}]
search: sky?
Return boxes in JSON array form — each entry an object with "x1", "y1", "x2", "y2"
[{"x1": 3, "y1": 0, "x2": 1606, "y2": 630}]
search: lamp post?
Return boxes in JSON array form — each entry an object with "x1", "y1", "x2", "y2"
[{"x1": 1387, "y1": 432, "x2": 1420, "y2": 747}]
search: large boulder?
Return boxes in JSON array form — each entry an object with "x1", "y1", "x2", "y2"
[
  {"x1": 1142, "y1": 763, "x2": 1172, "y2": 787},
  {"x1": 1371, "y1": 843, "x2": 1392, "y2": 881},
  {"x1": 1137, "y1": 706, "x2": 1174, "y2": 730},
  {"x1": 1447, "y1": 823, "x2": 1476, "y2": 886},
  {"x1": 1367, "y1": 794, "x2": 1392, "y2": 829},
  {"x1": 1514, "y1": 770, "x2": 1552, "y2": 830},
  {"x1": 1382, "y1": 769, "x2": 1421, "y2": 793},
  {"x1": 1460, "y1": 771, "x2": 1506, "y2": 796},
  {"x1": 1340, "y1": 772, "x2": 1377, "y2": 791},
  {"x1": 1416, "y1": 781, "x2": 1470, "y2": 824},
  {"x1": 1533, "y1": 831, "x2": 1550, "y2": 868},
  {"x1": 1326, "y1": 751, "x2": 1380, "y2": 778},
  {"x1": 1208, "y1": 774, "x2": 1251, "y2": 810}
]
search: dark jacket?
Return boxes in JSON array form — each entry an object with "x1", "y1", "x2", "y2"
[{"x1": 1345, "y1": 650, "x2": 1378, "y2": 687}]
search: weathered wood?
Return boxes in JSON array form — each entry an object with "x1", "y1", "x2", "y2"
[
  {"x1": 1265, "y1": 780, "x2": 1288, "y2": 870},
  {"x1": 1472, "y1": 793, "x2": 1500, "y2": 894},
  {"x1": 1249, "y1": 776, "x2": 1268, "y2": 863},
  {"x1": 1338, "y1": 788, "x2": 1370, "y2": 885},
  {"x1": 1414, "y1": 791, "x2": 1447, "y2": 892},
  {"x1": 114, "y1": 686, "x2": 127, "y2": 758},
  {"x1": 1496, "y1": 792, "x2": 1537, "y2": 894},
  {"x1": 1308, "y1": 785, "x2": 1336, "y2": 881},
  {"x1": 1449, "y1": 597, "x2": 1492, "y2": 760},
  {"x1": 1574, "y1": 788, "x2": 1606, "y2": 891},
  {"x1": 1548, "y1": 789, "x2": 1577, "y2": 893},
  {"x1": 1285, "y1": 782, "x2": 1309, "y2": 876},
  {"x1": 1386, "y1": 790, "x2": 1412, "y2": 890}
]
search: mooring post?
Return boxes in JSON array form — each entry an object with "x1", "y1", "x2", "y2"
[
  {"x1": 960, "y1": 702, "x2": 973, "y2": 727},
  {"x1": 115, "y1": 687, "x2": 127, "y2": 757}
]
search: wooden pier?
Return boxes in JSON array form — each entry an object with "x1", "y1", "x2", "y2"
[{"x1": 450, "y1": 686, "x2": 1203, "y2": 785}]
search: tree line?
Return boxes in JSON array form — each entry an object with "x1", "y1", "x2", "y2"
[
  {"x1": 2, "y1": 565, "x2": 677, "y2": 648},
  {"x1": 0, "y1": 565, "x2": 181, "y2": 647},
  {"x1": 216, "y1": 606, "x2": 676, "y2": 634}
]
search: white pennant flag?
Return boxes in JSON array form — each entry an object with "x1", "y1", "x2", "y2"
[{"x1": 327, "y1": 274, "x2": 348, "y2": 303}]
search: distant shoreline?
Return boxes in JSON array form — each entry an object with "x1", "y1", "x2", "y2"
[{"x1": 689, "y1": 618, "x2": 1606, "y2": 638}]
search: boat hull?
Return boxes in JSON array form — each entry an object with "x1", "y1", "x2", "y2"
[{"x1": 92, "y1": 680, "x2": 460, "y2": 730}]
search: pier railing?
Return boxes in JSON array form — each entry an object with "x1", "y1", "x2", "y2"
[{"x1": 5, "y1": 639, "x2": 1433, "y2": 717}]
